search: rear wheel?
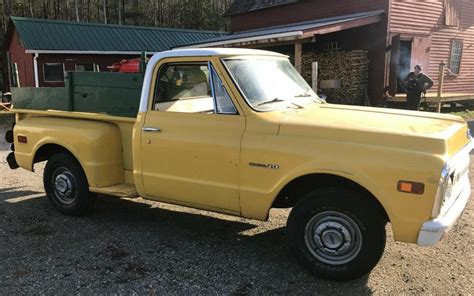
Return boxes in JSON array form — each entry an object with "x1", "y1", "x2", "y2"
[
  {"x1": 287, "y1": 188, "x2": 386, "y2": 281},
  {"x1": 43, "y1": 153, "x2": 96, "y2": 216}
]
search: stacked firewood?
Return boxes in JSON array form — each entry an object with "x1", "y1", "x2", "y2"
[{"x1": 300, "y1": 50, "x2": 369, "y2": 105}]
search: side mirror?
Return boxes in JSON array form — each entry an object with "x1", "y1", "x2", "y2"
[{"x1": 318, "y1": 94, "x2": 327, "y2": 102}]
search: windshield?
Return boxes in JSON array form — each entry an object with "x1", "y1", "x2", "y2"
[{"x1": 223, "y1": 58, "x2": 322, "y2": 111}]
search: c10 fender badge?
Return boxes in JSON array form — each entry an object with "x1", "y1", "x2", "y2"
[{"x1": 249, "y1": 162, "x2": 280, "y2": 169}]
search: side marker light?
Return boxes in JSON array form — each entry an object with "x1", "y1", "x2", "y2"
[{"x1": 397, "y1": 181, "x2": 425, "y2": 194}]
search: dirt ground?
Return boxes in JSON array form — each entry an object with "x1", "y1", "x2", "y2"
[{"x1": 0, "y1": 115, "x2": 473, "y2": 294}]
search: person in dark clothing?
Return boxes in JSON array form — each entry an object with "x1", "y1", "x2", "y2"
[{"x1": 402, "y1": 64, "x2": 434, "y2": 110}]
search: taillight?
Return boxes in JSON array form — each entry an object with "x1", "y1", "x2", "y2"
[{"x1": 17, "y1": 135, "x2": 28, "y2": 143}]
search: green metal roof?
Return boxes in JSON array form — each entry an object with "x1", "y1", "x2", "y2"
[{"x1": 10, "y1": 16, "x2": 228, "y2": 53}]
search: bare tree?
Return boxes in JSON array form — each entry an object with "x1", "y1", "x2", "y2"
[
  {"x1": 118, "y1": 0, "x2": 121, "y2": 25},
  {"x1": 103, "y1": 0, "x2": 107, "y2": 24},
  {"x1": 74, "y1": 0, "x2": 79, "y2": 21},
  {"x1": 0, "y1": 0, "x2": 233, "y2": 34},
  {"x1": 29, "y1": 0, "x2": 34, "y2": 17},
  {"x1": 42, "y1": 0, "x2": 47, "y2": 18}
]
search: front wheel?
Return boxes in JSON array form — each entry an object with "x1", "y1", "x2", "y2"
[
  {"x1": 43, "y1": 153, "x2": 96, "y2": 216},
  {"x1": 287, "y1": 188, "x2": 386, "y2": 281}
]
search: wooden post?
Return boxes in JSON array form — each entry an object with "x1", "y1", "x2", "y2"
[
  {"x1": 295, "y1": 42, "x2": 302, "y2": 74},
  {"x1": 67, "y1": 72, "x2": 74, "y2": 111},
  {"x1": 312, "y1": 62, "x2": 318, "y2": 93},
  {"x1": 140, "y1": 51, "x2": 147, "y2": 75},
  {"x1": 436, "y1": 61, "x2": 446, "y2": 113}
]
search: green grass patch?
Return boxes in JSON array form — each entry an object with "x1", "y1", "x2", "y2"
[{"x1": 444, "y1": 105, "x2": 474, "y2": 119}]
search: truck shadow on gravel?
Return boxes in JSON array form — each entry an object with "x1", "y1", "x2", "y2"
[
  {"x1": 0, "y1": 187, "x2": 43, "y2": 200},
  {"x1": 0, "y1": 190, "x2": 373, "y2": 294}
]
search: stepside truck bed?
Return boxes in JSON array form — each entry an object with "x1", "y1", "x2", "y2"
[{"x1": 10, "y1": 71, "x2": 143, "y2": 196}]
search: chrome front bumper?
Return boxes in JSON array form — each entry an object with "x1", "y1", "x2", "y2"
[{"x1": 417, "y1": 172, "x2": 471, "y2": 246}]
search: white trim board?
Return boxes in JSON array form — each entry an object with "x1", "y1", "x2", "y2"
[
  {"x1": 176, "y1": 31, "x2": 303, "y2": 49},
  {"x1": 25, "y1": 50, "x2": 157, "y2": 55}
]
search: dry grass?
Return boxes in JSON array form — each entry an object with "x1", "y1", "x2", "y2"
[{"x1": 451, "y1": 109, "x2": 474, "y2": 120}]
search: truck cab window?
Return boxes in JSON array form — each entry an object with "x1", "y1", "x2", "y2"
[
  {"x1": 210, "y1": 65, "x2": 237, "y2": 114},
  {"x1": 153, "y1": 62, "x2": 237, "y2": 114},
  {"x1": 153, "y1": 63, "x2": 213, "y2": 113}
]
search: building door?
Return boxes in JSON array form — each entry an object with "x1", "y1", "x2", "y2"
[
  {"x1": 397, "y1": 40, "x2": 413, "y2": 93},
  {"x1": 411, "y1": 36, "x2": 431, "y2": 75},
  {"x1": 389, "y1": 34, "x2": 430, "y2": 95},
  {"x1": 388, "y1": 34, "x2": 401, "y2": 96}
]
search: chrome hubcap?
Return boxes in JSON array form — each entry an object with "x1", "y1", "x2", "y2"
[
  {"x1": 305, "y1": 211, "x2": 362, "y2": 265},
  {"x1": 52, "y1": 168, "x2": 76, "y2": 205}
]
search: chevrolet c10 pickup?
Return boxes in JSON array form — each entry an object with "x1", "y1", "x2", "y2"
[{"x1": 4, "y1": 48, "x2": 473, "y2": 281}]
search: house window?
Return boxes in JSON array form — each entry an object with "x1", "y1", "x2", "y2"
[
  {"x1": 75, "y1": 63, "x2": 95, "y2": 72},
  {"x1": 44, "y1": 63, "x2": 65, "y2": 82},
  {"x1": 445, "y1": 0, "x2": 461, "y2": 27},
  {"x1": 324, "y1": 42, "x2": 340, "y2": 52},
  {"x1": 449, "y1": 39, "x2": 463, "y2": 74}
]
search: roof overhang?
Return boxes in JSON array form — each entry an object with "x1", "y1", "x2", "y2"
[
  {"x1": 178, "y1": 10, "x2": 384, "y2": 49},
  {"x1": 25, "y1": 50, "x2": 158, "y2": 55},
  {"x1": 178, "y1": 31, "x2": 303, "y2": 48},
  {"x1": 300, "y1": 13, "x2": 382, "y2": 38}
]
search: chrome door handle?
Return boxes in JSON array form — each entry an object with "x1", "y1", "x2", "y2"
[{"x1": 142, "y1": 127, "x2": 162, "y2": 133}]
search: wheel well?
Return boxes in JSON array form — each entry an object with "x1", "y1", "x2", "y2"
[
  {"x1": 272, "y1": 174, "x2": 389, "y2": 222},
  {"x1": 33, "y1": 144, "x2": 73, "y2": 165}
]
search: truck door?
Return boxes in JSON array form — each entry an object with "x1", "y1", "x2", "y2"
[{"x1": 139, "y1": 59, "x2": 244, "y2": 213}]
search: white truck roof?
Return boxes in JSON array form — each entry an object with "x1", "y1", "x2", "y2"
[
  {"x1": 139, "y1": 48, "x2": 287, "y2": 112},
  {"x1": 151, "y1": 48, "x2": 286, "y2": 59}
]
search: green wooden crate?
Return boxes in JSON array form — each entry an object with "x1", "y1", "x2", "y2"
[
  {"x1": 12, "y1": 87, "x2": 69, "y2": 110},
  {"x1": 12, "y1": 72, "x2": 143, "y2": 118}
]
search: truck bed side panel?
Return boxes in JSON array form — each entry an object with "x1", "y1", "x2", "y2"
[{"x1": 14, "y1": 115, "x2": 125, "y2": 188}]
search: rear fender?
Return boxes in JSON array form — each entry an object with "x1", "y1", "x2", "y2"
[{"x1": 14, "y1": 116, "x2": 124, "y2": 187}]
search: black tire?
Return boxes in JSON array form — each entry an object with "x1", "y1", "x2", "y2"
[
  {"x1": 43, "y1": 153, "x2": 96, "y2": 216},
  {"x1": 287, "y1": 187, "x2": 386, "y2": 281}
]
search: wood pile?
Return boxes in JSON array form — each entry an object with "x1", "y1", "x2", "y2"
[{"x1": 300, "y1": 50, "x2": 369, "y2": 105}]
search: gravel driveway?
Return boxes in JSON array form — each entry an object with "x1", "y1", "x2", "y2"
[{"x1": 0, "y1": 116, "x2": 473, "y2": 294}]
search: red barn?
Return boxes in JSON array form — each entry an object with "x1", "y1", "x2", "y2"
[
  {"x1": 3, "y1": 17, "x2": 226, "y2": 89},
  {"x1": 183, "y1": 0, "x2": 474, "y2": 106}
]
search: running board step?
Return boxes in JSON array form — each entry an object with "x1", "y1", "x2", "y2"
[{"x1": 90, "y1": 183, "x2": 139, "y2": 198}]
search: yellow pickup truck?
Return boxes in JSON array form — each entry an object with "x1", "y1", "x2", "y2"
[{"x1": 5, "y1": 48, "x2": 472, "y2": 281}]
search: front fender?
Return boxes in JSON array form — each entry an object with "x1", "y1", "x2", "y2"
[
  {"x1": 240, "y1": 138, "x2": 444, "y2": 244},
  {"x1": 240, "y1": 163, "x2": 392, "y2": 222}
]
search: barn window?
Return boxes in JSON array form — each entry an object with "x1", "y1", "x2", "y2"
[
  {"x1": 449, "y1": 39, "x2": 463, "y2": 74},
  {"x1": 75, "y1": 63, "x2": 95, "y2": 72},
  {"x1": 10, "y1": 63, "x2": 19, "y2": 87},
  {"x1": 43, "y1": 63, "x2": 65, "y2": 82},
  {"x1": 445, "y1": 0, "x2": 461, "y2": 27}
]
